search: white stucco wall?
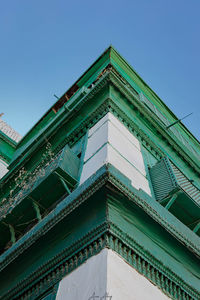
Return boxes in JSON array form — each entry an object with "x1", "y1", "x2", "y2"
[
  {"x1": 56, "y1": 249, "x2": 107, "y2": 300},
  {"x1": 80, "y1": 113, "x2": 151, "y2": 195},
  {"x1": 0, "y1": 158, "x2": 8, "y2": 179},
  {"x1": 107, "y1": 250, "x2": 169, "y2": 300},
  {"x1": 56, "y1": 249, "x2": 169, "y2": 300}
]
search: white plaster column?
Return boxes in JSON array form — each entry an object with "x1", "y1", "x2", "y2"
[
  {"x1": 107, "y1": 249, "x2": 169, "y2": 300},
  {"x1": 56, "y1": 249, "x2": 107, "y2": 300},
  {"x1": 80, "y1": 113, "x2": 151, "y2": 195}
]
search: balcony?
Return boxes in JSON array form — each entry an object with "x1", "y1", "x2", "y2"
[
  {"x1": 149, "y1": 157, "x2": 200, "y2": 236},
  {"x1": 0, "y1": 145, "x2": 80, "y2": 253}
]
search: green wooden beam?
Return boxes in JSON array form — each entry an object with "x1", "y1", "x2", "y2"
[
  {"x1": 59, "y1": 177, "x2": 71, "y2": 195},
  {"x1": 165, "y1": 194, "x2": 177, "y2": 210},
  {"x1": 193, "y1": 222, "x2": 200, "y2": 234},
  {"x1": 32, "y1": 201, "x2": 42, "y2": 222},
  {"x1": 8, "y1": 224, "x2": 16, "y2": 245}
]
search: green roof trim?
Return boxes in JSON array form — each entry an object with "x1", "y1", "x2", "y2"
[{"x1": 14, "y1": 46, "x2": 200, "y2": 159}]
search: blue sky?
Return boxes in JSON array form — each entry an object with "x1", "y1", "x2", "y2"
[{"x1": 0, "y1": 0, "x2": 200, "y2": 140}]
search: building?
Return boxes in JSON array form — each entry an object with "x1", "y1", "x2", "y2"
[
  {"x1": 0, "y1": 46, "x2": 199, "y2": 300},
  {"x1": 0, "y1": 118, "x2": 21, "y2": 178}
]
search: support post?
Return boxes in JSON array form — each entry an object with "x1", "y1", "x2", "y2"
[
  {"x1": 193, "y1": 222, "x2": 200, "y2": 234},
  {"x1": 59, "y1": 177, "x2": 71, "y2": 195},
  {"x1": 9, "y1": 224, "x2": 16, "y2": 245},
  {"x1": 33, "y1": 201, "x2": 42, "y2": 222},
  {"x1": 165, "y1": 194, "x2": 177, "y2": 210}
]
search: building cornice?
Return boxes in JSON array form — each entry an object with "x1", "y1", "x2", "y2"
[
  {"x1": 18, "y1": 46, "x2": 199, "y2": 150},
  {"x1": 0, "y1": 164, "x2": 199, "y2": 279},
  {"x1": 1, "y1": 69, "x2": 199, "y2": 193},
  {"x1": 2, "y1": 227, "x2": 199, "y2": 300}
]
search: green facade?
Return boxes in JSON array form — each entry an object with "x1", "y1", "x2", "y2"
[{"x1": 0, "y1": 47, "x2": 199, "y2": 299}]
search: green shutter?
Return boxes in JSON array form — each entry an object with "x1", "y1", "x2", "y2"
[{"x1": 150, "y1": 157, "x2": 200, "y2": 234}]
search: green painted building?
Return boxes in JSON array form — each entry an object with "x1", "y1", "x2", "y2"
[{"x1": 0, "y1": 47, "x2": 199, "y2": 300}]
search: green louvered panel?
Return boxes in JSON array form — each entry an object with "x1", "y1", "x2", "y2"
[
  {"x1": 170, "y1": 162, "x2": 200, "y2": 205},
  {"x1": 150, "y1": 157, "x2": 200, "y2": 205},
  {"x1": 149, "y1": 158, "x2": 177, "y2": 201},
  {"x1": 150, "y1": 157, "x2": 200, "y2": 233}
]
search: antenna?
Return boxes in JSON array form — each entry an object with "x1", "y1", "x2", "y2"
[
  {"x1": 53, "y1": 94, "x2": 59, "y2": 100},
  {"x1": 166, "y1": 112, "x2": 193, "y2": 129}
]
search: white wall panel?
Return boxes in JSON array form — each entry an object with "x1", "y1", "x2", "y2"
[
  {"x1": 88, "y1": 113, "x2": 140, "y2": 151},
  {"x1": 108, "y1": 113, "x2": 141, "y2": 150},
  {"x1": 107, "y1": 122, "x2": 146, "y2": 175},
  {"x1": 84, "y1": 121, "x2": 108, "y2": 162},
  {"x1": 88, "y1": 114, "x2": 108, "y2": 137},
  {"x1": 56, "y1": 249, "x2": 107, "y2": 300},
  {"x1": 80, "y1": 113, "x2": 151, "y2": 195},
  {"x1": 56, "y1": 249, "x2": 169, "y2": 300},
  {"x1": 107, "y1": 250, "x2": 169, "y2": 300},
  {"x1": 80, "y1": 145, "x2": 108, "y2": 184},
  {"x1": 107, "y1": 145, "x2": 151, "y2": 194}
]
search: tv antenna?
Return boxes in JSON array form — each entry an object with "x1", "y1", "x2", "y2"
[
  {"x1": 53, "y1": 94, "x2": 59, "y2": 100},
  {"x1": 166, "y1": 112, "x2": 193, "y2": 129}
]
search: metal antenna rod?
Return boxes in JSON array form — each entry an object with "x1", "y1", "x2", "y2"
[
  {"x1": 53, "y1": 94, "x2": 59, "y2": 100},
  {"x1": 166, "y1": 112, "x2": 193, "y2": 129}
]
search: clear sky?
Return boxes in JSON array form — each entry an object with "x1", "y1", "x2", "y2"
[{"x1": 0, "y1": 0, "x2": 200, "y2": 141}]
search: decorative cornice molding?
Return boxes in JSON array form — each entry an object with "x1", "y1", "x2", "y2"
[
  {"x1": 53, "y1": 70, "x2": 199, "y2": 174},
  {"x1": 0, "y1": 165, "x2": 199, "y2": 275},
  {"x1": 2, "y1": 223, "x2": 109, "y2": 300},
  {"x1": 3, "y1": 229, "x2": 199, "y2": 300},
  {"x1": 109, "y1": 223, "x2": 199, "y2": 299},
  {"x1": 107, "y1": 169, "x2": 200, "y2": 255},
  {"x1": 108, "y1": 71, "x2": 200, "y2": 172},
  {"x1": 0, "y1": 167, "x2": 109, "y2": 272},
  {"x1": 57, "y1": 97, "x2": 164, "y2": 162}
]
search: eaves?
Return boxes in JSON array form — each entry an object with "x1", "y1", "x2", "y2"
[
  {"x1": 2, "y1": 69, "x2": 199, "y2": 192},
  {"x1": 108, "y1": 71, "x2": 200, "y2": 174},
  {"x1": 0, "y1": 164, "x2": 199, "y2": 274}
]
